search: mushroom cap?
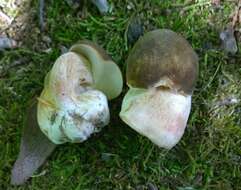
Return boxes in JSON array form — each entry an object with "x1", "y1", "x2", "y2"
[
  {"x1": 126, "y1": 29, "x2": 198, "y2": 94},
  {"x1": 70, "y1": 40, "x2": 123, "y2": 100}
]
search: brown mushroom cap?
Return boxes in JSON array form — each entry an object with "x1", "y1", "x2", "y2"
[{"x1": 126, "y1": 29, "x2": 198, "y2": 95}]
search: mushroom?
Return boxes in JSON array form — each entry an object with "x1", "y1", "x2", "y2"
[
  {"x1": 120, "y1": 29, "x2": 198, "y2": 149},
  {"x1": 11, "y1": 41, "x2": 123, "y2": 185},
  {"x1": 37, "y1": 40, "x2": 123, "y2": 144}
]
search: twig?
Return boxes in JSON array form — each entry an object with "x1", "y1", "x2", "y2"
[{"x1": 39, "y1": 0, "x2": 45, "y2": 32}]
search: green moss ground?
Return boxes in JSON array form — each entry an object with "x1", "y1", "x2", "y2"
[{"x1": 0, "y1": 0, "x2": 241, "y2": 189}]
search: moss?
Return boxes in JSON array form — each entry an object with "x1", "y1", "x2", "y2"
[{"x1": 0, "y1": 0, "x2": 240, "y2": 189}]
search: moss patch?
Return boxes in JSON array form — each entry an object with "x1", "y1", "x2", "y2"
[{"x1": 0, "y1": 0, "x2": 240, "y2": 189}]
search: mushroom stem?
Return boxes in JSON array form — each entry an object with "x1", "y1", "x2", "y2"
[
  {"x1": 37, "y1": 52, "x2": 110, "y2": 144},
  {"x1": 120, "y1": 88, "x2": 191, "y2": 149}
]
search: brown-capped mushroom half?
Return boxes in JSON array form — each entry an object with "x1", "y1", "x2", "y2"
[{"x1": 120, "y1": 29, "x2": 198, "y2": 149}]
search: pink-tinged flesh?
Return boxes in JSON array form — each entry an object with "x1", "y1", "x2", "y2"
[{"x1": 120, "y1": 88, "x2": 191, "y2": 149}]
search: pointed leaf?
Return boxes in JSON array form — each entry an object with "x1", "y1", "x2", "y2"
[{"x1": 11, "y1": 101, "x2": 56, "y2": 185}]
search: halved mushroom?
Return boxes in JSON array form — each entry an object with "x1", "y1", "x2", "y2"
[
  {"x1": 37, "y1": 41, "x2": 123, "y2": 144},
  {"x1": 12, "y1": 41, "x2": 123, "y2": 185},
  {"x1": 120, "y1": 29, "x2": 198, "y2": 149}
]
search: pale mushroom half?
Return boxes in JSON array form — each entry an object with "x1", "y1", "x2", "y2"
[
  {"x1": 37, "y1": 41, "x2": 123, "y2": 144},
  {"x1": 120, "y1": 29, "x2": 198, "y2": 149},
  {"x1": 11, "y1": 41, "x2": 123, "y2": 185}
]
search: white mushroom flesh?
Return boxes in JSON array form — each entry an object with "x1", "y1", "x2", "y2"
[
  {"x1": 37, "y1": 52, "x2": 110, "y2": 144},
  {"x1": 120, "y1": 88, "x2": 191, "y2": 149}
]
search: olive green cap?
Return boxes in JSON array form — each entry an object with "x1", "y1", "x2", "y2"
[
  {"x1": 70, "y1": 40, "x2": 123, "y2": 100},
  {"x1": 126, "y1": 29, "x2": 198, "y2": 94}
]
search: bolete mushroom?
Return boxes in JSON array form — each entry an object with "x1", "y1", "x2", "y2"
[
  {"x1": 38, "y1": 41, "x2": 123, "y2": 144},
  {"x1": 120, "y1": 29, "x2": 198, "y2": 149},
  {"x1": 11, "y1": 41, "x2": 123, "y2": 185}
]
